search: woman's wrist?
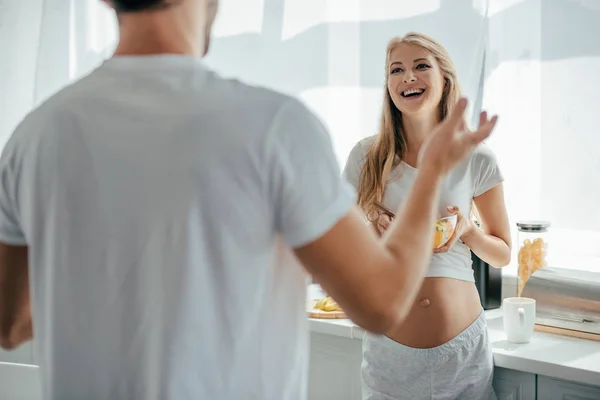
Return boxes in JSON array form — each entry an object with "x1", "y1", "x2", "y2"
[{"x1": 460, "y1": 219, "x2": 479, "y2": 242}]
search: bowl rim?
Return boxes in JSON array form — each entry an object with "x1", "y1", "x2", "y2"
[{"x1": 437, "y1": 214, "x2": 458, "y2": 222}]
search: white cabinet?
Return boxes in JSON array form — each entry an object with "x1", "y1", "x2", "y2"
[
  {"x1": 307, "y1": 334, "x2": 542, "y2": 400},
  {"x1": 308, "y1": 332, "x2": 362, "y2": 400},
  {"x1": 537, "y1": 376, "x2": 600, "y2": 400},
  {"x1": 492, "y1": 367, "x2": 536, "y2": 400},
  {"x1": 307, "y1": 331, "x2": 600, "y2": 400}
]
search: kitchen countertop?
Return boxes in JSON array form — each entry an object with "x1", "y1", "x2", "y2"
[
  {"x1": 309, "y1": 308, "x2": 600, "y2": 387},
  {"x1": 0, "y1": 362, "x2": 41, "y2": 399}
]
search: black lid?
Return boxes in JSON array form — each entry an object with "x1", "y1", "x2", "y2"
[{"x1": 516, "y1": 221, "x2": 551, "y2": 232}]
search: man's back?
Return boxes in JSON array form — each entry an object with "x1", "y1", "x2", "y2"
[{"x1": 2, "y1": 56, "x2": 353, "y2": 399}]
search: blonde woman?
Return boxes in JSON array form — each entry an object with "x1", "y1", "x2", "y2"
[{"x1": 343, "y1": 33, "x2": 511, "y2": 400}]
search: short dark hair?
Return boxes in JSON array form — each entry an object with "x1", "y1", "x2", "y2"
[{"x1": 111, "y1": 0, "x2": 177, "y2": 12}]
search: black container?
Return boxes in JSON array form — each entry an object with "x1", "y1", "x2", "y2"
[{"x1": 471, "y1": 251, "x2": 502, "y2": 310}]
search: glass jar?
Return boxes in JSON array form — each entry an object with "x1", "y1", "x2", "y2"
[{"x1": 516, "y1": 221, "x2": 551, "y2": 296}]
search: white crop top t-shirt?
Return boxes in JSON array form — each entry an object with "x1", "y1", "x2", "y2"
[{"x1": 343, "y1": 136, "x2": 504, "y2": 282}]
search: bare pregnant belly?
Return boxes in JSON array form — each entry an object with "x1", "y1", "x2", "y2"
[{"x1": 386, "y1": 277, "x2": 483, "y2": 348}]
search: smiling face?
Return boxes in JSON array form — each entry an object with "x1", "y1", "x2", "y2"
[{"x1": 387, "y1": 43, "x2": 446, "y2": 117}]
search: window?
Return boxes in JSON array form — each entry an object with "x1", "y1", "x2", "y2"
[
  {"x1": 207, "y1": 0, "x2": 600, "y2": 273},
  {"x1": 485, "y1": 0, "x2": 600, "y2": 273},
  {"x1": 2, "y1": 0, "x2": 598, "y2": 274}
]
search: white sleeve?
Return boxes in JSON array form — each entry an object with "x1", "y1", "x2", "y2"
[
  {"x1": 266, "y1": 98, "x2": 357, "y2": 248},
  {"x1": 342, "y1": 140, "x2": 367, "y2": 190},
  {"x1": 0, "y1": 134, "x2": 27, "y2": 245},
  {"x1": 473, "y1": 144, "x2": 504, "y2": 197}
]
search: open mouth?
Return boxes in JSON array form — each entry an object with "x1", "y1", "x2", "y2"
[{"x1": 401, "y1": 88, "x2": 425, "y2": 99}]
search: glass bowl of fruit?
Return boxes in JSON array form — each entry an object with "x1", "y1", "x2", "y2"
[
  {"x1": 374, "y1": 201, "x2": 457, "y2": 250},
  {"x1": 433, "y1": 214, "x2": 458, "y2": 249}
]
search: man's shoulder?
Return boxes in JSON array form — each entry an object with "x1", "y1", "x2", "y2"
[
  {"x1": 207, "y1": 74, "x2": 322, "y2": 142},
  {"x1": 20, "y1": 72, "x2": 99, "y2": 127},
  {"x1": 214, "y1": 75, "x2": 287, "y2": 100},
  {"x1": 210, "y1": 74, "x2": 304, "y2": 117},
  {"x1": 4, "y1": 84, "x2": 80, "y2": 152}
]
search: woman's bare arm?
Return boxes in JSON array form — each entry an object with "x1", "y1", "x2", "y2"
[{"x1": 462, "y1": 184, "x2": 512, "y2": 267}]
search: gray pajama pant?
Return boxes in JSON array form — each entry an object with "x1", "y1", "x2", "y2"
[{"x1": 361, "y1": 311, "x2": 497, "y2": 400}]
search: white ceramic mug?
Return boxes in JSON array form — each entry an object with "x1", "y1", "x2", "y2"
[{"x1": 503, "y1": 297, "x2": 536, "y2": 343}]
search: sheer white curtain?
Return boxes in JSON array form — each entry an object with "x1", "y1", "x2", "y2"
[
  {"x1": 0, "y1": 0, "x2": 116, "y2": 366},
  {"x1": 1, "y1": 0, "x2": 488, "y2": 197},
  {"x1": 0, "y1": 0, "x2": 116, "y2": 149},
  {"x1": 0, "y1": 0, "x2": 44, "y2": 149}
]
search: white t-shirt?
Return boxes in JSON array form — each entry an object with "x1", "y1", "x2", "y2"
[
  {"x1": 0, "y1": 55, "x2": 355, "y2": 400},
  {"x1": 343, "y1": 136, "x2": 503, "y2": 282}
]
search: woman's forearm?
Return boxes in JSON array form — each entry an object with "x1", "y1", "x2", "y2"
[{"x1": 462, "y1": 223, "x2": 511, "y2": 268}]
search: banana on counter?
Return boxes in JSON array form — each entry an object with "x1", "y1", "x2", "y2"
[{"x1": 313, "y1": 296, "x2": 343, "y2": 312}]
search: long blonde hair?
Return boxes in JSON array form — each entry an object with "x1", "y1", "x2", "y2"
[{"x1": 357, "y1": 32, "x2": 462, "y2": 222}]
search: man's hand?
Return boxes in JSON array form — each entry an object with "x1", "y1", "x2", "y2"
[
  {"x1": 418, "y1": 98, "x2": 498, "y2": 176},
  {"x1": 0, "y1": 244, "x2": 32, "y2": 350}
]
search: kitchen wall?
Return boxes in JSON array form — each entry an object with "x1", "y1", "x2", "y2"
[
  {"x1": 204, "y1": 0, "x2": 489, "y2": 166},
  {"x1": 1, "y1": 0, "x2": 599, "y2": 368}
]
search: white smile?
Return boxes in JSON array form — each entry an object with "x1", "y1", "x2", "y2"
[{"x1": 401, "y1": 88, "x2": 425, "y2": 98}]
